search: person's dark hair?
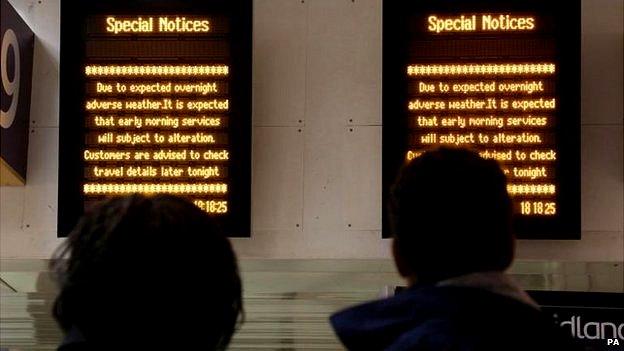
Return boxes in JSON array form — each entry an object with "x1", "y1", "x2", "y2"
[
  {"x1": 389, "y1": 147, "x2": 513, "y2": 284},
  {"x1": 51, "y1": 194, "x2": 242, "y2": 349}
]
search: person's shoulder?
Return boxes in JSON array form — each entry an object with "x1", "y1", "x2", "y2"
[
  {"x1": 387, "y1": 310, "x2": 577, "y2": 351},
  {"x1": 437, "y1": 287, "x2": 580, "y2": 351}
]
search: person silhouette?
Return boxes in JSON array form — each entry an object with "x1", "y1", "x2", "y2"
[
  {"x1": 51, "y1": 194, "x2": 242, "y2": 350},
  {"x1": 331, "y1": 147, "x2": 579, "y2": 351}
]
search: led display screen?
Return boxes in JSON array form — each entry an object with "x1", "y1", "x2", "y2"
[
  {"x1": 383, "y1": 0, "x2": 580, "y2": 239},
  {"x1": 59, "y1": 0, "x2": 251, "y2": 237}
]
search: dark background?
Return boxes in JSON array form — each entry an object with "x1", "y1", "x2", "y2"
[
  {"x1": 382, "y1": 0, "x2": 581, "y2": 239},
  {"x1": 58, "y1": 0, "x2": 252, "y2": 237},
  {"x1": 528, "y1": 291, "x2": 624, "y2": 351}
]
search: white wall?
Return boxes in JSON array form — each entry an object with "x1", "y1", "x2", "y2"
[{"x1": 1, "y1": 0, "x2": 622, "y2": 261}]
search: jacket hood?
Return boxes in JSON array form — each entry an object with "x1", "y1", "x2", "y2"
[
  {"x1": 329, "y1": 284, "x2": 545, "y2": 351},
  {"x1": 330, "y1": 285, "x2": 459, "y2": 350}
]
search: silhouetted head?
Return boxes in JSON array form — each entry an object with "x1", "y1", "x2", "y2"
[
  {"x1": 389, "y1": 147, "x2": 514, "y2": 285},
  {"x1": 51, "y1": 194, "x2": 242, "y2": 350}
]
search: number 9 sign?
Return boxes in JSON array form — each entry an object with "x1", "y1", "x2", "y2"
[{"x1": 1, "y1": 28, "x2": 20, "y2": 129}]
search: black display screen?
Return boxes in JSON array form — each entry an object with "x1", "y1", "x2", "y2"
[
  {"x1": 383, "y1": 0, "x2": 580, "y2": 239},
  {"x1": 59, "y1": 0, "x2": 252, "y2": 237}
]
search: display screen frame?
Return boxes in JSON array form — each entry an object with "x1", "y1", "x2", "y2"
[
  {"x1": 382, "y1": 0, "x2": 581, "y2": 239},
  {"x1": 58, "y1": 0, "x2": 252, "y2": 237}
]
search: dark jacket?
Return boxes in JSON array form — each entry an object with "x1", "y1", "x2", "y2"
[
  {"x1": 330, "y1": 285, "x2": 579, "y2": 351},
  {"x1": 57, "y1": 327, "x2": 87, "y2": 351}
]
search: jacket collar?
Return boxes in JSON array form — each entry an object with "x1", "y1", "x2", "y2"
[{"x1": 436, "y1": 271, "x2": 539, "y2": 309}]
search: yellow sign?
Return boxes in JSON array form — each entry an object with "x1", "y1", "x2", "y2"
[{"x1": 428, "y1": 14, "x2": 536, "y2": 33}]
